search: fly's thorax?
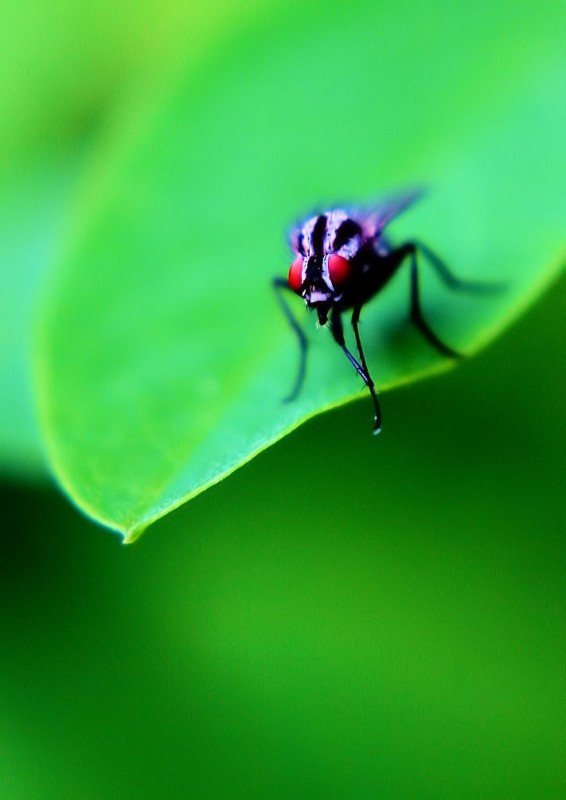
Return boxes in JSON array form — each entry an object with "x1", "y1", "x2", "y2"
[{"x1": 295, "y1": 210, "x2": 365, "y2": 260}]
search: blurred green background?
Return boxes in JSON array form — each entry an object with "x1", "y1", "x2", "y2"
[
  {"x1": 2, "y1": 282, "x2": 565, "y2": 798},
  {"x1": 1, "y1": 0, "x2": 565, "y2": 797}
]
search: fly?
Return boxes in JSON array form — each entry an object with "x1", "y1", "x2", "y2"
[{"x1": 274, "y1": 189, "x2": 495, "y2": 434}]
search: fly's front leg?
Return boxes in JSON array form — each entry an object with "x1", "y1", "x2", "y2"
[
  {"x1": 331, "y1": 307, "x2": 382, "y2": 434},
  {"x1": 351, "y1": 304, "x2": 370, "y2": 377},
  {"x1": 273, "y1": 277, "x2": 309, "y2": 402}
]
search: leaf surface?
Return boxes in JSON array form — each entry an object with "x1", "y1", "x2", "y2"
[
  {"x1": 0, "y1": 151, "x2": 83, "y2": 477},
  {"x1": 36, "y1": 0, "x2": 565, "y2": 538}
]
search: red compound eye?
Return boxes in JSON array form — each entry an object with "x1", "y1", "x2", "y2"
[
  {"x1": 288, "y1": 255, "x2": 304, "y2": 293},
  {"x1": 327, "y1": 254, "x2": 351, "y2": 289}
]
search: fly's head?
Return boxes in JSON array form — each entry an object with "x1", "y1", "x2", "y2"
[
  {"x1": 288, "y1": 253, "x2": 351, "y2": 325},
  {"x1": 288, "y1": 210, "x2": 362, "y2": 325}
]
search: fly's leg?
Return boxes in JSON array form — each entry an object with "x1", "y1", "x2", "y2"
[
  {"x1": 409, "y1": 245, "x2": 464, "y2": 358},
  {"x1": 331, "y1": 307, "x2": 382, "y2": 434},
  {"x1": 411, "y1": 240, "x2": 505, "y2": 294},
  {"x1": 392, "y1": 243, "x2": 464, "y2": 359},
  {"x1": 405, "y1": 239, "x2": 504, "y2": 354},
  {"x1": 351, "y1": 304, "x2": 371, "y2": 378},
  {"x1": 273, "y1": 278, "x2": 308, "y2": 402}
]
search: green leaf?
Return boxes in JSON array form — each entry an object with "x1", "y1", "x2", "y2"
[
  {"x1": 0, "y1": 149, "x2": 83, "y2": 478},
  {"x1": 0, "y1": 0, "x2": 267, "y2": 160},
  {"x1": 35, "y1": 0, "x2": 565, "y2": 539}
]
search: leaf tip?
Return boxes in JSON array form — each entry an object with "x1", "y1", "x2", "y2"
[{"x1": 122, "y1": 523, "x2": 148, "y2": 545}]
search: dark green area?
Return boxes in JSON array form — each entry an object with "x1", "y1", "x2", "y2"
[{"x1": 2, "y1": 280, "x2": 564, "y2": 798}]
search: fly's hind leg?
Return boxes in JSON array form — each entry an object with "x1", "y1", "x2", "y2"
[
  {"x1": 394, "y1": 243, "x2": 464, "y2": 359},
  {"x1": 409, "y1": 248, "x2": 464, "y2": 358},
  {"x1": 412, "y1": 241, "x2": 505, "y2": 294}
]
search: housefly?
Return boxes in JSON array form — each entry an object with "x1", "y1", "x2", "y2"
[{"x1": 274, "y1": 189, "x2": 493, "y2": 434}]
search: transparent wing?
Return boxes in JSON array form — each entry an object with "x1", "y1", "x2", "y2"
[{"x1": 357, "y1": 187, "x2": 425, "y2": 239}]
